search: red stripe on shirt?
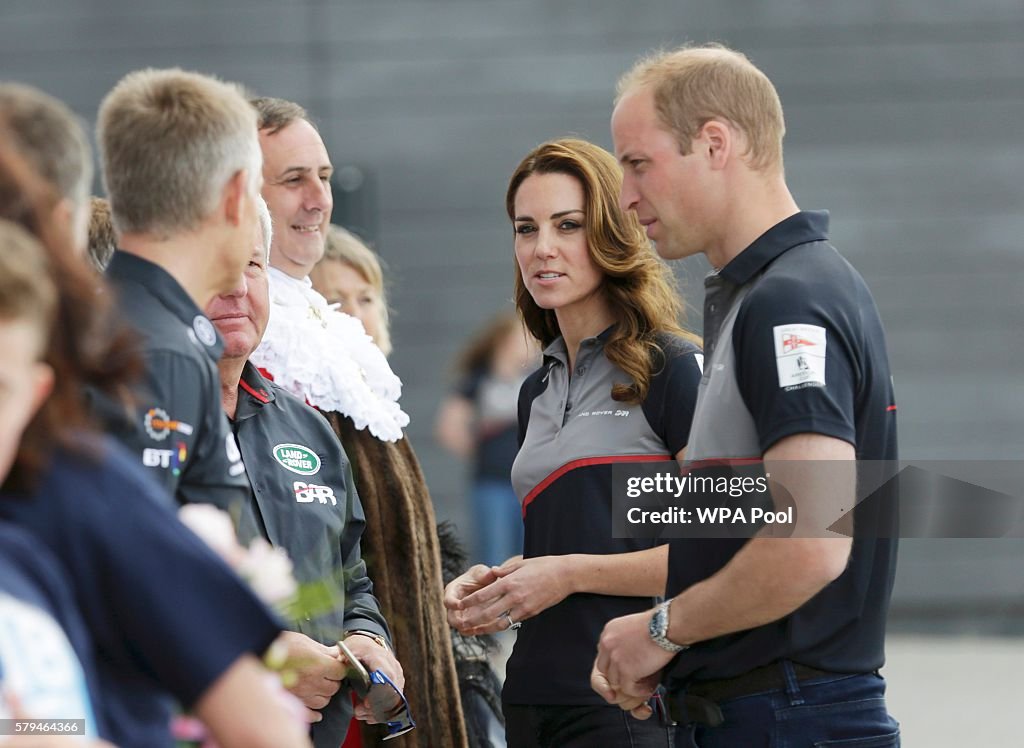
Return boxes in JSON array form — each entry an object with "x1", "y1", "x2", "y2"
[
  {"x1": 521, "y1": 454, "x2": 671, "y2": 517},
  {"x1": 683, "y1": 457, "x2": 764, "y2": 473},
  {"x1": 239, "y1": 377, "x2": 270, "y2": 404}
]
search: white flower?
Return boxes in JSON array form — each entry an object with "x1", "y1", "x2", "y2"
[
  {"x1": 178, "y1": 505, "x2": 298, "y2": 608},
  {"x1": 179, "y1": 503, "x2": 244, "y2": 567},
  {"x1": 236, "y1": 537, "x2": 298, "y2": 607}
]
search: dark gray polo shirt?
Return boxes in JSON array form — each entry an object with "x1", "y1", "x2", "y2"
[
  {"x1": 103, "y1": 252, "x2": 249, "y2": 515},
  {"x1": 232, "y1": 362, "x2": 389, "y2": 748},
  {"x1": 505, "y1": 329, "x2": 702, "y2": 705},
  {"x1": 665, "y1": 211, "x2": 899, "y2": 689}
]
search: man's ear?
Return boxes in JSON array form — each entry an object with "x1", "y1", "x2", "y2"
[
  {"x1": 29, "y1": 362, "x2": 55, "y2": 419},
  {"x1": 221, "y1": 170, "x2": 249, "y2": 227},
  {"x1": 699, "y1": 120, "x2": 732, "y2": 170}
]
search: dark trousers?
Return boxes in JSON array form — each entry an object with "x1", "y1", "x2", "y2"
[
  {"x1": 504, "y1": 702, "x2": 674, "y2": 748},
  {"x1": 675, "y1": 664, "x2": 900, "y2": 747}
]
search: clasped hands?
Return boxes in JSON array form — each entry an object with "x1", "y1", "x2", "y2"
[
  {"x1": 443, "y1": 555, "x2": 573, "y2": 635},
  {"x1": 275, "y1": 630, "x2": 404, "y2": 724}
]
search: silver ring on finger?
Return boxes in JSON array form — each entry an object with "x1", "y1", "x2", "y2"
[{"x1": 502, "y1": 610, "x2": 522, "y2": 630}]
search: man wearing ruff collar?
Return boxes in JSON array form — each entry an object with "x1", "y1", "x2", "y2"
[{"x1": 249, "y1": 97, "x2": 468, "y2": 748}]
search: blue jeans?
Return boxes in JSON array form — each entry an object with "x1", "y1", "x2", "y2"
[
  {"x1": 504, "y1": 703, "x2": 674, "y2": 748},
  {"x1": 472, "y1": 478, "x2": 523, "y2": 567},
  {"x1": 676, "y1": 665, "x2": 900, "y2": 747}
]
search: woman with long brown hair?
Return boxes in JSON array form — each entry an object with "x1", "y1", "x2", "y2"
[{"x1": 445, "y1": 138, "x2": 703, "y2": 747}]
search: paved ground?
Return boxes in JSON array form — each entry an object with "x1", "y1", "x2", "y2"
[
  {"x1": 490, "y1": 632, "x2": 1023, "y2": 745},
  {"x1": 885, "y1": 633, "x2": 1022, "y2": 746}
]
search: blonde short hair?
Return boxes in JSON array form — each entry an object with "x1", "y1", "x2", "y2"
[
  {"x1": 617, "y1": 44, "x2": 785, "y2": 173},
  {"x1": 320, "y1": 225, "x2": 392, "y2": 356},
  {"x1": 98, "y1": 68, "x2": 261, "y2": 237},
  {"x1": 86, "y1": 197, "x2": 116, "y2": 272}
]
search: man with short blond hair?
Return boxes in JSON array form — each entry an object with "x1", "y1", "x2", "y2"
[
  {"x1": 96, "y1": 67, "x2": 259, "y2": 513},
  {"x1": 595, "y1": 44, "x2": 900, "y2": 745}
]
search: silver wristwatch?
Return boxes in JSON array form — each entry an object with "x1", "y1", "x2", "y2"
[{"x1": 649, "y1": 600, "x2": 687, "y2": 653}]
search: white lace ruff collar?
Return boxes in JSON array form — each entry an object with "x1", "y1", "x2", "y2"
[{"x1": 250, "y1": 267, "x2": 410, "y2": 442}]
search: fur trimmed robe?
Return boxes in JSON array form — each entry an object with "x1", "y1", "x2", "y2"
[{"x1": 328, "y1": 413, "x2": 469, "y2": 748}]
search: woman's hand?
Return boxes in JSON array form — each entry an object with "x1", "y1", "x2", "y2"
[
  {"x1": 443, "y1": 563, "x2": 499, "y2": 633},
  {"x1": 448, "y1": 555, "x2": 575, "y2": 635}
]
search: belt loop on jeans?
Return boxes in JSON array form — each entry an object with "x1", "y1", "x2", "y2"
[
  {"x1": 667, "y1": 694, "x2": 724, "y2": 728},
  {"x1": 780, "y1": 660, "x2": 805, "y2": 706}
]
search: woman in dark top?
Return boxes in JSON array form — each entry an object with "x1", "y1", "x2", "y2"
[{"x1": 446, "y1": 138, "x2": 703, "y2": 748}]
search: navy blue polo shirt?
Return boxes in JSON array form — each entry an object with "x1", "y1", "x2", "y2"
[
  {"x1": 102, "y1": 251, "x2": 250, "y2": 515},
  {"x1": 0, "y1": 523, "x2": 102, "y2": 738},
  {"x1": 506, "y1": 330, "x2": 702, "y2": 705},
  {"x1": 665, "y1": 211, "x2": 899, "y2": 688},
  {"x1": 0, "y1": 436, "x2": 282, "y2": 748}
]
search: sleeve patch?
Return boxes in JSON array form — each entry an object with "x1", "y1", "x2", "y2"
[{"x1": 773, "y1": 323, "x2": 826, "y2": 390}]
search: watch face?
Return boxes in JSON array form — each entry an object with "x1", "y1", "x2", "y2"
[{"x1": 650, "y1": 606, "x2": 666, "y2": 639}]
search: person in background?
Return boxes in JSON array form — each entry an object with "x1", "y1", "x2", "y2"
[
  {"x1": 435, "y1": 311, "x2": 537, "y2": 567},
  {"x1": 311, "y1": 230, "x2": 509, "y2": 748},
  {"x1": 252, "y1": 97, "x2": 467, "y2": 748},
  {"x1": 445, "y1": 137, "x2": 703, "y2": 748},
  {"x1": 0, "y1": 124, "x2": 310, "y2": 748},
  {"x1": 311, "y1": 224, "x2": 392, "y2": 356},
  {"x1": 86, "y1": 196, "x2": 116, "y2": 272}
]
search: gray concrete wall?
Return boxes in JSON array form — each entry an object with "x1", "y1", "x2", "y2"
[{"x1": 3, "y1": 0, "x2": 1022, "y2": 622}]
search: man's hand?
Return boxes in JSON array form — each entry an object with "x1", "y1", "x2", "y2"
[
  {"x1": 341, "y1": 633, "x2": 405, "y2": 724},
  {"x1": 275, "y1": 630, "x2": 346, "y2": 722},
  {"x1": 453, "y1": 556, "x2": 573, "y2": 635},
  {"x1": 443, "y1": 563, "x2": 499, "y2": 633},
  {"x1": 592, "y1": 609, "x2": 674, "y2": 718}
]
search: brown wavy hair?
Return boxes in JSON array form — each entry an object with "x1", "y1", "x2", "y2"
[
  {"x1": 0, "y1": 119, "x2": 141, "y2": 491},
  {"x1": 506, "y1": 138, "x2": 699, "y2": 403}
]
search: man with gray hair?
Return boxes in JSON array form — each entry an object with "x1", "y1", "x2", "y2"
[
  {"x1": 207, "y1": 196, "x2": 408, "y2": 748},
  {"x1": 96, "y1": 67, "x2": 259, "y2": 516},
  {"x1": 249, "y1": 96, "x2": 471, "y2": 748},
  {"x1": 0, "y1": 82, "x2": 93, "y2": 253}
]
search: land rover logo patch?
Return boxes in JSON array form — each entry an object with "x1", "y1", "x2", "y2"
[{"x1": 272, "y1": 443, "x2": 321, "y2": 475}]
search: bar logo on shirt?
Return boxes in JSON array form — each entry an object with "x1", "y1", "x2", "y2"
[
  {"x1": 272, "y1": 443, "x2": 321, "y2": 475},
  {"x1": 144, "y1": 407, "x2": 194, "y2": 441},
  {"x1": 773, "y1": 323, "x2": 826, "y2": 390},
  {"x1": 293, "y1": 481, "x2": 337, "y2": 506}
]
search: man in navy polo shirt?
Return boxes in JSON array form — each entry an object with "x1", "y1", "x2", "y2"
[
  {"x1": 594, "y1": 44, "x2": 901, "y2": 745},
  {"x1": 95, "y1": 68, "x2": 258, "y2": 514}
]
